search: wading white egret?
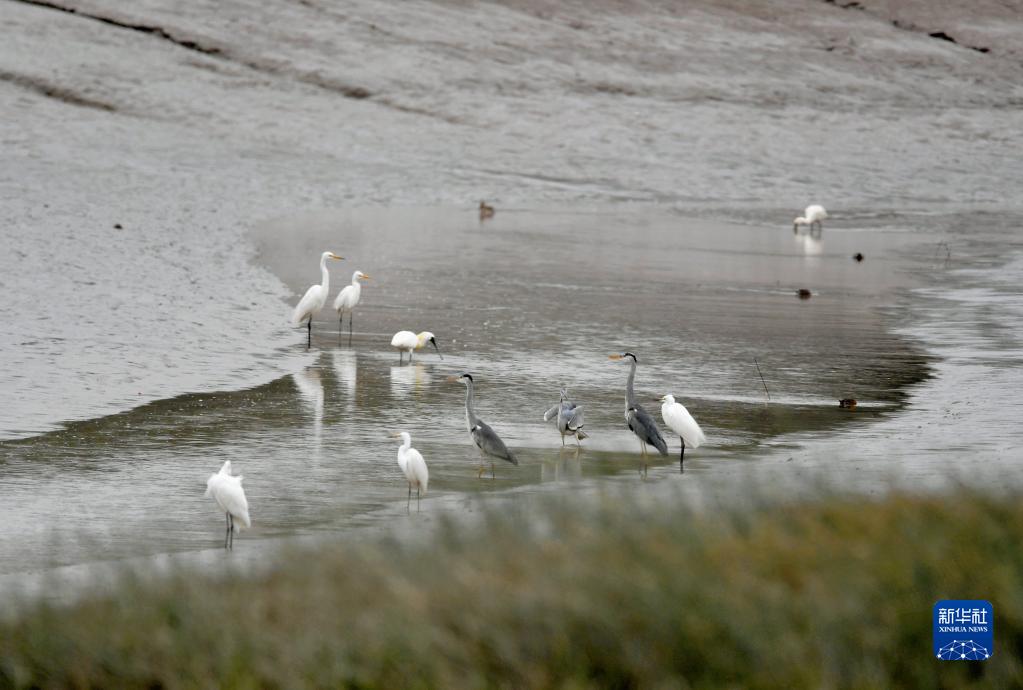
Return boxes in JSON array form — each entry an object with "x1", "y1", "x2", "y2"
[
  {"x1": 449, "y1": 373, "x2": 518, "y2": 477},
  {"x1": 290, "y1": 251, "x2": 344, "y2": 347},
  {"x1": 391, "y1": 431, "x2": 428, "y2": 511},
  {"x1": 659, "y1": 394, "x2": 707, "y2": 472},
  {"x1": 204, "y1": 460, "x2": 251, "y2": 549},
  {"x1": 609, "y1": 353, "x2": 667, "y2": 473},
  {"x1": 793, "y1": 205, "x2": 828, "y2": 233},
  {"x1": 390, "y1": 330, "x2": 443, "y2": 364},
  {"x1": 333, "y1": 270, "x2": 370, "y2": 345}
]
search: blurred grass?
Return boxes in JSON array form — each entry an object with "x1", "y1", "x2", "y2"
[{"x1": 1, "y1": 489, "x2": 1021, "y2": 689}]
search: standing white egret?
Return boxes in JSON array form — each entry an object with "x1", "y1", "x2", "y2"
[
  {"x1": 659, "y1": 394, "x2": 707, "y2": 472},
  {"x1": 391, "y1": 431, "x2": 428, "y2": 511},
  {"x1": 793, "y1": 205, "x2": 828, "y2": 233},
  {"x1": 204, "y1": 460, "x2": 251, "y2": 549},
  {"x1": 290, "y1": 251, "x2": 344, "y2": 348},
  {"x1": 333, "y1": 270, "x2": 370, "y2": 345},
  {"x1": 543, "y1": 387, "x2": 588, "y2": 447},
  {"x1": 390, "y1": 330, "x2": 443, "y2": 364}
]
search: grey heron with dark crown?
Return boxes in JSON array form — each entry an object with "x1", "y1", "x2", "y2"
[
  {"x1": 449, "y1": 373, "x2": 518, "y2": 477},
  {"x1": 609, "y1": 352, "x2": 668, "y2": 469},
  {"x1": 543, "y1": 387, "x2": 588, "y2": 447}
]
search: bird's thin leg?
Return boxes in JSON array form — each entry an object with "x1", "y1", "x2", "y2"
[
  {"x1": 417, "y1": 487, "x2": 421, "y2": 512},
  {"x1": 338, "y1": 313, "x2": 343, "y2": 344},
  {"x1": 407, "y1": 483, "x2": 412, "y2": 512},
  {"x1": 491, "y1": 460, "x2": 496, "y2": 480},
  {"x1": 348, "y1": 312, "x2": 353, "y2": 347},
  {"x1": 680, "y1": 437, "x2": 685, "y2": 473},
  {"x1": 224, "y1": 512, "x2": 230, "y2": 549},
  {"x1": 561, "y1": 434, "x2": 565, "y2": 447},
  {"x1": 307, "y1": 319, "x2": 312, "y2": 349}
]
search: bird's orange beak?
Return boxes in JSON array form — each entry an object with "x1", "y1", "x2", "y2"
[
  {"x1": 361, "y1": 274, "x2": 372, "y2": 280},
  {"x1": 446, "y1": 375, "x2": 460, "y2": 383},
  {"x1": 608, "y1": 354, "x2": 623, "y2": 361},
  {"x1": 330, "y1": 253, "x2": 345, "y2": 260}
]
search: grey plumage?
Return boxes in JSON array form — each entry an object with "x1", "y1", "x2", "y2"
[
  {"x1": 457, "y1": 373, "x2": 518, "y2": 466},
  {"x1": 544, "y1": 387, "x2": 588, "y2": 445},
  {"x1": 614, "y1": 352, "x2": 668, "y2": 456}
]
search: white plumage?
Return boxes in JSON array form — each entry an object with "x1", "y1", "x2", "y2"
[
  {"x1": 390, "y1": 330, "x2": 442, "y2": 364},
  {"x1": 333, "y1": 271, "x2": 369, "y2": 317},
  {"x1": 793, "y1": 204, "x2": 828, "y2": 231},
  {"x1": 205, "y1": 460, "x2": 251, "y2": 547},
  {"x1": 290, "y1": 251, "x2": 344, "y2": 346},
  {"x1": 660, "y1": 394, "x2": 706, "y2": 449},
  {"x1": 660, "y1": 394, "x2": 706, "y2": 471},
  {"x1": 394, "y1": 431, "x2": 428, "y2": 509}
]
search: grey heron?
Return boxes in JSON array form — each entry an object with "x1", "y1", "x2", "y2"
[
  {"x1": 449, "y1": 373, "x2": 518, "y2": 477},
  {"x1": 659, "y1": 394, "x2": 706, "y2": 472},
  {"x1": 609, "y1": 352, "x2": 668, "y2": 469},
  {"x1": 391, "y1": 331, "x2": 443, "y2": 365},
  {"x1": 543, "y1": 387, "x2": 588, "y2": 447},
  {"x1": 391, "y1": 431, "x2": 428, "y2": 511},
  {"x1": 290, "y1": 251, "x2": 344, "y2": 348},
  {"x1": 334, "y1": 270, "x2": 370, "y2": 345},
  {"x1": 204, "y1": 461, "x2": 251, "y2": 549}
]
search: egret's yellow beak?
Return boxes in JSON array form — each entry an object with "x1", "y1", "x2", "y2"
[
  {"x1": 330, "y1": 253, "x2": 345, "y2": 260},
  {"x1": 446, "y1": 375, "x2": 460, "y2": 383},
  {"x1": 608, "y1": 354, "x2": 623, "y2": 361},
  {"x1": 361, "y1": 273, "x2": 372, "y2": 280},
  {"x1": 389, "y1": 432, "x2": 402, "y2": 438}
]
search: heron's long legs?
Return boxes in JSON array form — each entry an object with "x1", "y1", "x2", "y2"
[{"x1": 561, "y1": 434, "x2": 565, "y2": 447}]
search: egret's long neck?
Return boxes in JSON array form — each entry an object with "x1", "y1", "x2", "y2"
[
  {"x1": 352, "y1": 275, "x2": 360, "y2": 286},
  {"x1": 464, "y1": 381, "x2": 478, "y2": 427},
  {"x1": 625, "y1": 359, "x2": 637, "y2": 409},
  {"x1": 319, "y1": 255, "x2": 330, "y2": 294},
  {"x1": 401, "y1": 435, "x2": 411, "y2": 451}
]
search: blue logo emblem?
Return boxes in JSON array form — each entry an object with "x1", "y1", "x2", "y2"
[{"x1": 934, "y1": 600, "x2": 993, "y2": 660}]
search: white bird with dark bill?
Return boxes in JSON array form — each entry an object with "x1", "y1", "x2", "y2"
[
  {"x1": 793, "y1": 205, "x2": 828, "y2": 233},
  {"x1": 660, "y1": 394, "x2": 707, "y2": 472},
  {"x1": 543, "y1": 387, "x2": 588, "y2": 446},
  {"x1": 204, "y1": 460, "x2": 251, "y2": 549},
  {"x1": 334, "y1": 270, "x2": 370, "y2": 345},
  {"x1": 291, "y1": 251, "x2": 344, "y2": 347},
  {"x1": 391, "y1": 431, "x2": 428, "y2": 511},
  {"x1": 391, "y1": 330, "x2": 443, "y2": 364},
  {"x1": 449, "y1": 373, "x2": 518, "y2": 477}
]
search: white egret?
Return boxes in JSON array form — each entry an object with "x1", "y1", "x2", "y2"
[
  {"x1": 390, "y1": 330, "x2": 443, "y2": 364},
  {"x1": 391, "y1": 431, "x2": 428, "y2": 511},
  {"x1": 290, "y1": 251, "x2": 344, "y2": 347},
  {"x1": 333, "y1": 270, "x2": 370, "y2": 345},
  {"x1": 793, "y1": 205, "x2": 828, "y2": 233},
  {"x1": 659, "y1": 394, "x2": 707, "y2": 472},
  {"x1": 204, "y1": 460, "x2": 251, "y2": 549}
]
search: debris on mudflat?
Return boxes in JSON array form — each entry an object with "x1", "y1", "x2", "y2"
[{"x1": 839, "y1": 398, "x2": 857, "y2": 408}]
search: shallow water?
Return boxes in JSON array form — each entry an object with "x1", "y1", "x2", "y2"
[{"x1": 0, "y1": 206, "x2": 935, "y2": 577}]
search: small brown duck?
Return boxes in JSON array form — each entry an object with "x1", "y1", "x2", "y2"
[
  {"x1": 797, "y1": 288, "x2": 812, "y2": 299},
  {"x1": 853, "y1": 252, "x2": 864, "y2": 262},
  {"x1": 479, "y1": 201, "x2": 495, "y2": 220},
  {"x1": 839, "y1": 398, "x2": 857, "y2": 409}
]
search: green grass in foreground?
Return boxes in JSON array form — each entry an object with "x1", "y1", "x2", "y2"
[{"x1": 1, "y1": 489, "x2": 1021, "y2": 689}]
